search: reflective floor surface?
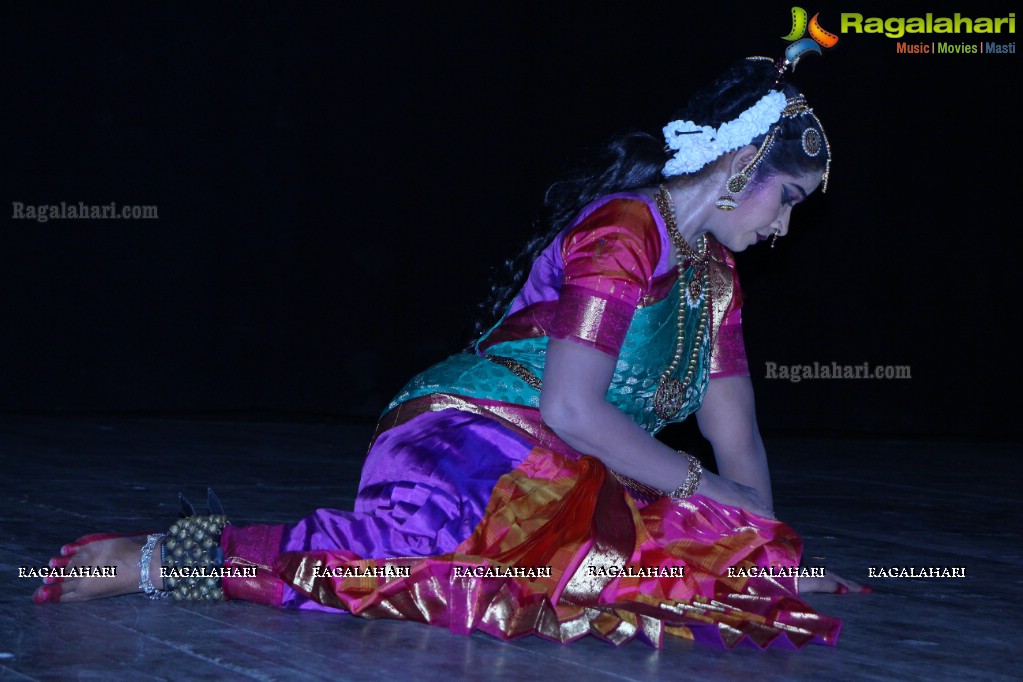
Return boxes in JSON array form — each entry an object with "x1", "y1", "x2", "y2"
[{"x1": 1, "y1": 415, "x2": 1018, "y2": 681}]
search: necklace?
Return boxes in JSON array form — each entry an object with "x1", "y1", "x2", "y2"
[
  {"x1": 652, "y1": 185, "x2": 710, "y2": 420},
  {"x1": 655, "y1": 185, "x2": 709, "y2": 303}
]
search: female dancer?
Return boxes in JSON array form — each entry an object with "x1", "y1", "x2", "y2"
[{"x1": 37, "y1": 56, "x2": 865, "y2": 649}]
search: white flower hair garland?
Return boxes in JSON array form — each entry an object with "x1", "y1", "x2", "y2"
[{"x1": 662, "y1": 90, "x2": 787, "y2": 176}]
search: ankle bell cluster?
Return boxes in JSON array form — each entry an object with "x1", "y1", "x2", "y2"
[
  {"x1": 162, "y1": 514, "x2": 231, "y2": 601},
  {"x1": 137, "y1": 489, "x2": 232, "y2": 601}
]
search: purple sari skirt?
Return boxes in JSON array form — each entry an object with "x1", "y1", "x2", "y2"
[{"x1": 276, "y1": 409, "x2": 534, "y2": 609}]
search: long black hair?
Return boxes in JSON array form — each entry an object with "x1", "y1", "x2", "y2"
[{"x1": 471, "y1": 57, "x2": 829, "y2": 341}]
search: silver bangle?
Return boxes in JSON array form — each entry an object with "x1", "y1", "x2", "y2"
[
  {"x1": 138, "y1": 533, "x2": 169, "y2": 600},
  {"x1": 670, "y1": 454, "x2": 703, "y2": 499}
]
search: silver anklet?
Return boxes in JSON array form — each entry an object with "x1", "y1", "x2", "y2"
[{"x1": 138, "y1": 533, "x2": 169, "y2": 600}]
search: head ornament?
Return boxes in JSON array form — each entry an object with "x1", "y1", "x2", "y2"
[
  {"x1": 662, "y1": 56, "x2": 831, "y2": 201},
  {"x1": 662, "y1": 91, "x2": 787, "y2": 176}
]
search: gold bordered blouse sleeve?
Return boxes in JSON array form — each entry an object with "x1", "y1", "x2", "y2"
[{"x1": 551, "y1": 201, "x2": 661, "y2": 357}]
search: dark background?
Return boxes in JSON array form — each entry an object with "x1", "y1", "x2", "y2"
[{"x1": 2, "y1": 1, "x2": 1019, "y2": 438}]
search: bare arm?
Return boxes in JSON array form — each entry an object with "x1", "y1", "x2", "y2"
[
  {"x1": 695, "y1": 374, "x2": 773, "y2": 511},
  {"x1": 539, "y1": 338, "x2": 774, "y2": 517}
]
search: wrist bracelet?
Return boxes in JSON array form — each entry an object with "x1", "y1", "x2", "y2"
[
  {"x1": 609, "y1": 451, "x2": 703, "y2": 501},
  {"x1": 670, "y1": 453, "x2": 703, "y2": 499}
]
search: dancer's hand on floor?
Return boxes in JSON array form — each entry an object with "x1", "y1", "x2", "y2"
[{"x1": 696, "y1": 471, "x2": 775, "y2": 519}]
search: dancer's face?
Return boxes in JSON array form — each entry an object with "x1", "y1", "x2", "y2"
[{"x1": 713, "y1": 169, "x2": 823, "y2": 252}]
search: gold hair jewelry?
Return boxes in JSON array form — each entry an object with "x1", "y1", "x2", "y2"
[
  {"x1": 714, "y1": 173, "x2": 740, "y2": 210},
  {"x1": 715, "y1": 92, "x2": 832, "y2": 195},
  {"x1": 715, "y1": 125, "x2": 778, "y2": 210},
  {"x1": 767, "y1": 96, "x2": 832, "y2": 191},
  {"x1": 802, "y1": 128, "x2": 822, "y2": 156}
]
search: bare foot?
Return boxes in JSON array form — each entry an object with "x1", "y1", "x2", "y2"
[
  {"x1": 34, "y1": 534, "x2": 163, "y2": 603},
  {"x1": 799, "y1": 571, "x2": 871, "y2": 594}
]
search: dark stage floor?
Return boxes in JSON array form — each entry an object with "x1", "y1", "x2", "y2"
[{"x1": 0, "y1": 415, "x2": 1018, "y2": 681}]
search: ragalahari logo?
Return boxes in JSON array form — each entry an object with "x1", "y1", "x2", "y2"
[{"x1": 782, "y1": 7, "x2": 839, "y2": 66}]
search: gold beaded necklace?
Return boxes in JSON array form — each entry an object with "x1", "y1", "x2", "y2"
[{"x1": 652, "y1": 185, "x2": 710, "y2": 420}]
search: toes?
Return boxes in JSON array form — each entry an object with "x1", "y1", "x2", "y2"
[
  {"x1": 42, "y1": 556, "x2": 73, "y2": 584},
  {"x1": 33, "y1": 583, "x2": 62, "y2": 604},
  {"x1": 49, "y1": 556, "x2": 71, "y2": 569}
]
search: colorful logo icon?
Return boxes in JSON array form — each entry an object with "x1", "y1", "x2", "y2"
[{"x1": 782, "y1": 7, "x2": 838, "y2": 66}]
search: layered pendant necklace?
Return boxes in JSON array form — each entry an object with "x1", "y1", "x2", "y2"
[{"x1": 652, "y1": 185, "x2": 710, "y2": 420}]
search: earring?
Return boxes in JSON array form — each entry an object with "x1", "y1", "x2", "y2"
[
  {"x1": 770, "y1": 229, "x2": 781, "y2": 249},
  {"x1": 715, "y1": 172, "x2": 749, "y2": 211}
]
